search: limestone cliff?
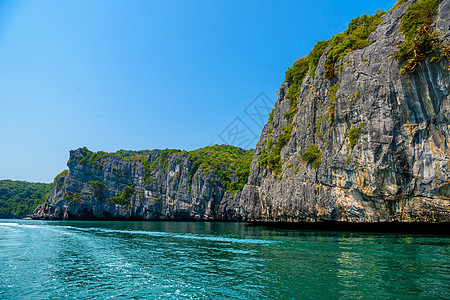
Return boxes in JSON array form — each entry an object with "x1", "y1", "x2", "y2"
[
  {"x1": 35, "y1": 0, "x2": 450, "y2": 223},
  {"x1": 240, "y1": 0, "x2": 450, "y2": 223},
  {"x1": 33, "y1": 146, "x2": 252, "y2": 220}
]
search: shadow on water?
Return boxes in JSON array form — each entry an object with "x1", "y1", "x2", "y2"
[{"x1": 250, "y1": 221, "x2": 450, "y2": 235}]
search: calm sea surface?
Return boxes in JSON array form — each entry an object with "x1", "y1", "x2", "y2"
[{"x1": 0, "y1": 220, "x2": 449, "y2": 299}]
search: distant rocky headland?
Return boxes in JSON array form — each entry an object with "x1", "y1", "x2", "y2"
[
  {"x1": 33, "y1": 146, "x2": 253, "y2": 220},
  {"x1": 33, "y1": 0, "x2": 450, "y2": 223}
]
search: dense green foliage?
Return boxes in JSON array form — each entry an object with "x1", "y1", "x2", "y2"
[
  {"x1": 349, "y1": 91, "x2": 361, "y2": 106},
  {"x1": 187, "y1": 145, "x2": 254, "y2": 194},
  {"x1": 391, "y1": 0, "x2": 409, "y2": 11},
  {"x1": 393, "y1": 0, "x2": 443, "y2": 74},
  {"x1": 64, "y1": 192, "x2": 81, "y2": 204},
  {"x1": 107, "y1": 185, "x2": 135, "y2": 205},
  {"x1": 284, "y1": 40, "x2": 328, "y2": 118},
  {"x1": 261, "y1": 8, "x2": 386, "y2": 178},
  {"x1": 324, "y1": 10, "x2": 386, "y2": 78},
  {"x1": 345, "y1": 122, "x2": 366, "y2": 163},
  {"x1": 141, "y1": 149, "x2": 181, "y2": 184},
  {"x1": 88, "y1": 181, "x2": 106, "y2": 200},
  {"x1": 285, "y1": 41, "x2": 328, "y2": 86},
  {"x1": 301, "y1": 144, "x2": 323, "y2": 169},
  {"x1": 55, "y1": 170, "x2": 68, "y2": 179},
  {"x1": 0, "y1": 180, "x2": 51, "y2": 217},
  {"x1": 159, "y1": 149, "x2": 181, "y2": 173},
  {"x1": 308, "y1": 41, "x2": 330, "y2": 79},
  {"x1": 316, "y1": 115, "x2": 323, "y2": 136},
  {"x1": 114, "y1": 149, "x2": 154, "y2": 162},
  {"x1": 75, "y1": 147, "x2": 109, "y2": 171},
  {"x1": 268, "y1": 109, "x2": 274, "y2": 123},
  {"x1": 431, "y1": 42, "x2": 450, "y2": 71},
  {"x1": 346, "y1": 122, "x2": 367, "y2": 149},
  {"x1": 399, "y1": 0, "x2": 441, "y2": 38},
  {"x1": 283, "y1": 9, "x2": 385, "y2": 86},
  {"x1": 258, "y1": 125, "x2": 293, "y2": 176},
  {"x1": 327, "y1": 84, "x2": 339, "y2": 123},
  {"x1": 264, "y1": 42, "x2": 327, "y2": 176}
]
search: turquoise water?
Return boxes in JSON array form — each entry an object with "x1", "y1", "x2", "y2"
[{"x1": 0, "y1": 220, "x2": 449, "y2": 299}]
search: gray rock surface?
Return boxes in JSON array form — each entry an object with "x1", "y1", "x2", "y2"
[{"x1": 240, "y1": 0, "x2": 450, "y2": 223}]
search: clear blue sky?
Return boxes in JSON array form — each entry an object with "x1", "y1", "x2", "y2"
[{"x1": 0, "y1": 0, "x2": 396, "y2": 183}]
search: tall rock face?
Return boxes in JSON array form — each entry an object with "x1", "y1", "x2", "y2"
[
  {"x1": 241, "y1": 0, "x2": 450, "y2": 223},
  {"x1": 34, "y1": 0, "x2": 450, "y2": 223},
  {"x1": 33, "y1": 146, "x2": 252, "y2": 220}
]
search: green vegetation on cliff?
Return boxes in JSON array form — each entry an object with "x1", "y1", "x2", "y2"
[
  {"x1": 114, "y1": 149, "x2": 154, "y2": 161},
  {"x1": 72, "y1": 147, "x2": 109, "y2": 171},
  {"x1": 261, "y1": 8, "x2": 386, "y2": 178},
  {"x1": 345, "y1": 122, "x2": 367, "y2": 163},
  {"x1": 285, "y1": 40, "x2": 328, "y2": 105},
  {"x1": 107, "y1": 185, "x2": 135, "y2": 205},
  {"x1": 138, "y1": 149, "x2": 181, "y2": 185},
  {"x1": 327, "y1": 84, "x2": 339, "y2": 123},
  {"x1": 88, "y1": 181, "x2": 106, "y2": 200},
  {"x1": 346, "y1": 122, "x2": 367, "y2": 149},
  {"x1": 393, "y1": 0, "x2": 445, "y2": 73},
  {"x1": 284, "y1": 9, "x2": 385, "y2": 88},
  {"x1": 391, "y1": 0, "x2": 409, "y2": 10},
  {"x1": 187, "y1": 145, "x2": 254, "y2": 194},
  {"x1": 64, "y1": 192, "x2": 81, "y2": 204},
  {"x1": 55, "y1": 170, "x2": 68, "y2": 179},
  {"x1": 258, "y1": 125, "x2": 293, "y2": 176},
  {"x1": 301, "y1": 144, "x2": 323, "y2": 169},
  {"x1": 400, "y1": 0, "x2": 440, "y2": 37},
  {"x1": 0, "y1": 180, "x2": 51, "y2": 217},
  {"x1": 324, "y1": 10, "x2": 385, "y2": 79}
]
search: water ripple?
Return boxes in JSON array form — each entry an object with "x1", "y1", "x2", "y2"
[
  {"x1": 69, "y1": 226, "x2": 279, "y2": 245},
  {"x1": 0, "y1": 220, "x2": 449, "y2": 299}
]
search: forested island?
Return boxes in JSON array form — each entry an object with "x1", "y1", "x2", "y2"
[{"x1": 0, "y1": 180, "x2": 50, "y2": 218}]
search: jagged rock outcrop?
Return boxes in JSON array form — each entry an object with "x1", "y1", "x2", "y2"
[
  {"x1": 240, "y1": 0, "x2": 450, "y2": 223},
  {"x1": 33, "y1": 146, "x2": 251, "y2": 220}
]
